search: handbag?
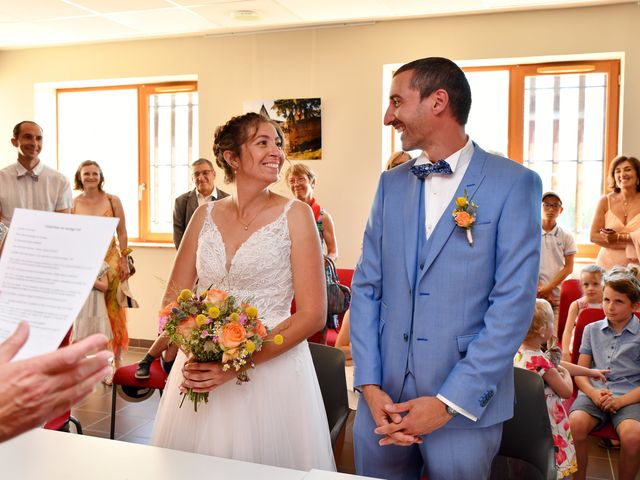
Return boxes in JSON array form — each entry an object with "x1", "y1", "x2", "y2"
[
  {"x1": 126, "y1": 254, "x2": 136, "y2": 276},
  {"x1": 324, "y1": 256, "x2": 351, "y2": 330}
]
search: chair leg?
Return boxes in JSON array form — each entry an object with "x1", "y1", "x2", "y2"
[
  {"x1": 68, "y1": 416, "x2": 83, "y2": 435},
  {"x1": 110, "y1": 385, "x2": 117, "y2": 439},
  {"x1": 333, "y1": 423, "x2": 347, "y2": 458}
]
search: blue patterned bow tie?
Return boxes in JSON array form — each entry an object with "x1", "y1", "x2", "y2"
[
  {"x1": 18, "y1": 171, "x2": 38, "y2": 182},
  {"x1": 411, "y1": 160, "x2": 452, "y2": 179}
]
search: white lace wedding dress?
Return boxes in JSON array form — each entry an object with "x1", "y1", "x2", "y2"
[{"x1": 151, "y1": 200, "x2": 335, "y2": 471}]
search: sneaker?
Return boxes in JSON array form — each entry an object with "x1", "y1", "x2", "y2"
[{"x1": 135, "y1": 361, "x2": 151, "y2": 379}]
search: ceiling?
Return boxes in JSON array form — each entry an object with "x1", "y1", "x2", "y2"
[{"x1": 0, "y1": 0, "x2": 633, "y2": 51}]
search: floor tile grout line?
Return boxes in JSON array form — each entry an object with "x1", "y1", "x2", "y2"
[{"x1": 607, "y1": 450, "x2": 616, "y2": 480}]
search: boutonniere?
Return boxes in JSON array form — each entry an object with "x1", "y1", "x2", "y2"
[{"x1": 452, "y1": 189, "x2": 478, "y2": 246}]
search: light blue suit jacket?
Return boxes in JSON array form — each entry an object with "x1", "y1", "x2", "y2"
[{"x1": 351, "y1": 144, "x2": 542, "y2": 428}]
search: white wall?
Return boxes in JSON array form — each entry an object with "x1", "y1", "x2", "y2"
[{"x1": 0, "y1": 3, "x2": 638, "y2": 340}]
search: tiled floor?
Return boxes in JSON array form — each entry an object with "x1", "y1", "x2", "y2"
[{"x1": 67, "y1": 347, "x2": 633, "y2": 479}]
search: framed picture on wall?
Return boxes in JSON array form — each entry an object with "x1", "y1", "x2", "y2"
[{"x1": 243, "y1": 97, "x2": 322, "y2": 160}]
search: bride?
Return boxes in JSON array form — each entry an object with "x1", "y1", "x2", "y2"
[{"x1": 151, "y1": 113, "x2": 335, "y2": 471}]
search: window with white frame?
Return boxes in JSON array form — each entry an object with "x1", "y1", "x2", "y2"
[{"x1": 57, "y1": 82, "x2": 199, "y2": 243}]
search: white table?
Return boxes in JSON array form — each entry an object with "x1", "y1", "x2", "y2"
[{"x1": 0, "y1": 429, "x2": 371, "y2": 480}]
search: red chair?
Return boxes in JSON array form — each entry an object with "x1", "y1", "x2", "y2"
[
  {"x1": 43, "y1": 330, "x2": 83, "y2": 433},
  {"x1": 109, "y1": 358, "x2": 168, "y2": 439},
  {"x1": 557, "y1": 278, "x2": 582, "y2": 342},
  {"x1": 567, "y1": 308, "x2": 619, "y2": 441},
  {"x1": 306, "y1": 268, "x2": 354, "y2": 346}
]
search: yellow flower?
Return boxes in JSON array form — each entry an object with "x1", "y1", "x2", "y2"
[
  {"x1": 208, "y1": 306, "x2": 220, "y2": 319},
  {"x1": 179, "y1": 289, "x2": 192, "y2": 301},
  {"x1": 245, "y1": 340, "x2": 256, "y2": 353},
  {"x1": 455, "y1": 197, "x2": 468, "y2": 208},
  {"x1": 229, "y1": 312, "x2": 240, "y2": 322},
  {"x1": 273, "y1": 334, "x2": 284, "y2": 345},
  {"x1": 196, "y1": 314, "x2": 207, "y2": 326},
  {"x1": 245, "y1": 306, "x2": 258, "y2": 318}
]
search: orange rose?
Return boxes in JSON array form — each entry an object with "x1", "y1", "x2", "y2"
[
  {"x1": 176, "y1": 315, "x2": 198, "y2": 340},
  {"x1": 206, "y1": 289, "x2": 229, "y2": 306},
  {"x1": 454, "y1": 211, "x2": 475, "y2": 228},
  {"x1": 220, "y1": 322, "x2": 247, "y2": 349},
  {"x1": 222, "y1": 347, "x2": 240, "y2": 363},
  {"x1": 254, "y1": 319, "x2": 268, "y2": 338}
]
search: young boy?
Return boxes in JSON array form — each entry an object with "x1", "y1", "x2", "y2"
[
  {"x1": 569, "y1": 271, "x2": 640, "y2": 480},
  {"x1": 538, "y1": 191, "x2": 576, "y2": 315}
]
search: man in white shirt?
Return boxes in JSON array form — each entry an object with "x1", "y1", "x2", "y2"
[
  {"x1": 0, "y1": 121, "x2": 73, "y2": 227},
  {"x1": 350, "y1": 57, "x2": 542, "y2": 479},
  {"x1": 172, "y1": 158, "x2": 228, "y2": 248}
]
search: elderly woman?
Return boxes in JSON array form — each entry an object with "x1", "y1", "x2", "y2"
[
  {"x1": 72, "y1": 160, "x2": 131, "y2": 381},
  {"x1": 591, "y1": 155, "x2": 640, "y2": 270},
  {"x1": 285, "y1": 163, "x2": 338, "y2": 261}
]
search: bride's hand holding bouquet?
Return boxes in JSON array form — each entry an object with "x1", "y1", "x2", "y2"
[{"x1": 161, "y1": 287, "x2": 283, "y2": 411}]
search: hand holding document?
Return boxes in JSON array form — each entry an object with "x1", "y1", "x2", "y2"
[{"x1": 0, "y1": 209, "x2": 118, "y2": 361}]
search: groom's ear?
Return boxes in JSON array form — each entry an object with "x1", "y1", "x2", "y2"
[{"x1": 430, "y1": 89, "x2": 449, "y2": 116}]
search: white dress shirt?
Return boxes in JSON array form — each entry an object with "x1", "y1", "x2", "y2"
[
  {"x1": 0, "y1": 161, "x2": 73, "y2": 226},
  {"x1": 414, "y1": 137, "x2": 478, "y2": 421},
  {"x1": 414, "y1": 137, "x2": 474, "y2": 239},
  {"x1": 196, "y1": 187, "x2": 220, "y2": 206}
]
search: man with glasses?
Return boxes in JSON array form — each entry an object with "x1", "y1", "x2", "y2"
[
  {"x1": 173, "y1": 158, "x2": 228, "y2": 248},
  {"x1": 538, "y1": 191, "x2": 576, "y2": 315}
]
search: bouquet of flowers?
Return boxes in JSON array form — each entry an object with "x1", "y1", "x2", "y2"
[{"x1": 161, "y1": 287, "x2": 283, "y2": 412}]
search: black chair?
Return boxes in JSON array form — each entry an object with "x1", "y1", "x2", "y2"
[
  {"x1": 308, "y1": 342, "x2": 351, "y2": 448},
  {"x1": 490, "y1": 367, "x2": 556, "y2": 480}
]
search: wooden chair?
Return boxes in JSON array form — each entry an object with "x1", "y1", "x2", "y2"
[{"x1": 557, "y1": 278, "x2": 582, "y2": 341}]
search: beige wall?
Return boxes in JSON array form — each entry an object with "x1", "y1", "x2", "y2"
[{"x1": 0, "y1": 3, "x2": 638, "y2": 340}]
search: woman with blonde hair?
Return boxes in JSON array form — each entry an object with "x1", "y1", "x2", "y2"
[
  {"x1": 72, "y1": 160, "x2": 131, "y2": 382},
  {"x1": 284, "y1": 163, "x2": 338, "y2": 261}
]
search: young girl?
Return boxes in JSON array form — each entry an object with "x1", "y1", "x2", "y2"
[
  {"x1": 561, "y1": 265, "x2": 605, "y2": 362},
  {"x1": 515, "y1": 299, "x2": 608, "y2": 479}
]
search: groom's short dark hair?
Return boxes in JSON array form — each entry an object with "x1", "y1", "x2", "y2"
[{"x1": 395, "y1": 57, "x2": 472, "y2": 126}]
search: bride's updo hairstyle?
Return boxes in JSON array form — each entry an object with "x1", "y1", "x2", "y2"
[{"x1": 213, "y1": 112, "x2": 285, "y2": 183}]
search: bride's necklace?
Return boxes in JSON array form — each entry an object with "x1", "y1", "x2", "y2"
[{"x1": 236, "y1": 191, "x2": 271, "y2": 231}]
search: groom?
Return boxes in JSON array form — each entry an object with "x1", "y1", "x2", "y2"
[{"x1": 350, "y1": 57, "x2": 542, "y2": 479}]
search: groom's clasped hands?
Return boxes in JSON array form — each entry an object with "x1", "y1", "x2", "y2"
[{"x1": 364, "y1": 385, "x2": 453, "y2": 446}]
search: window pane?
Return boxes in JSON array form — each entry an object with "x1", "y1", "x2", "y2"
[
  {"x1": 465, "y1": 70, "x2": 509, "y2": 157},
  {"x1": 523, "y1": 72, "x2": 607, "y2": 243},
  {"x1": 148, "y1": 91, "x2": 199, "y2": 234},
  {"x1": 57, "y1": 89, "x2": 139, "y2": 238}
]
